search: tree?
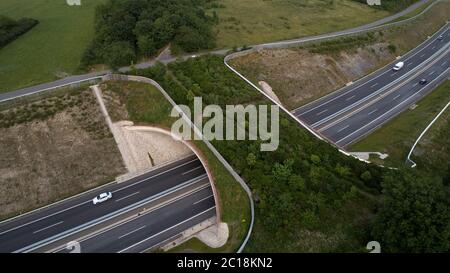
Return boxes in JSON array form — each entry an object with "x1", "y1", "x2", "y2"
[
  {"x1": 104, "y1": 41, "x2": 136, "y2": 70},
  {"x1": 360, "y1": 170, "x2": 372, "y2": 182},
  {"x1": 137, "y1": 35, "x2": 156, "y2": 57},
  {"x1": 246, "y1": 153, "x2": 257, "y2": 167},
  {"x1": 443, "y1": 166, "x2": 450, "y2": 187},
  {"x1": 174, "y1": 26, "x2": 206, "y2": 52},
  {"x1": 371, "y1": 171, "x2": 450, "y2": 252}
]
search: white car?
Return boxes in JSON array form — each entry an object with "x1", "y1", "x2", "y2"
[
  {"x1": 93, "y1": 192, "x2": 112, "y2": 205},
  {"x1": 392, "y1": 61, "x2": 404, "y2": 71}
]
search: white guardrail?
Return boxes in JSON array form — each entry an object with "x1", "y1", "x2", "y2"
[
  {"x1": 406, "y1": 100, "x2": 450, "y2": 168},
  {"x1": 224, "y1": 0, "x2": 448, "y2": 164}
]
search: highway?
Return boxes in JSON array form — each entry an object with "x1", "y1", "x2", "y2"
[
  {"x1": 0, "y1": 155, "x2": 216, "y2": 253},
  {"x1": 294, "y1": 24, "x2": 450, "y2": 147}
]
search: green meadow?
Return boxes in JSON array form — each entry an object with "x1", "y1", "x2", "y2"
[{"x1": 0, "y1": 0, "x2": 105, "y2": 93}]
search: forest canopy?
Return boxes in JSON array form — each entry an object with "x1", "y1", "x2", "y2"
[{"x1": 82, "y1": 0, "x2": 216, "y2": 69}]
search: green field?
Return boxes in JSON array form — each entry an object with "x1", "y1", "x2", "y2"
[
  {"x1": 351, "y1": 81, "x2": 450, "y2": 170},
  {"x1": 0, "y1": 0, "x2": 105, "y2": 93},
  {"x1": 210, "y1": 0, "x2": 390, "y2": 48}
]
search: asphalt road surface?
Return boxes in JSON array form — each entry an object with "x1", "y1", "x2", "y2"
[
  {"x1": 54, "y1": 186, "x2": 215, "y2": 253},
  {"x1": 0, "y1": 155, "x2": 215, "y2": 253},
  {"x1": 294, "y1": 24, "x2": 450, "y2": 147}
]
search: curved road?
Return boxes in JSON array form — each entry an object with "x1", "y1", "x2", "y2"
[{"x1": 0, "y1": 0, "x2": 435, "y2": 102}]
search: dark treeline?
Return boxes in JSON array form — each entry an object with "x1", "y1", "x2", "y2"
[
  {"x1": 0, "y1": 16, "x2": 38, "y2": 48},
  {"x1": 352, "y1": 0, "x2": 419, "y2": 12},
  {"x1": 82, "y1": 0, "x2": 217, "y2": 69}
]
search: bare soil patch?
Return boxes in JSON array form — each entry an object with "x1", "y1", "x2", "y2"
[{"x1": 0, "y1": 89, "x2": 126, "y2": 220}]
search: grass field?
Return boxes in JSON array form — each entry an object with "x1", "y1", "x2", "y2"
[
  {"x1": 350, "y1": 81, "x2": 450, "y2": 171},
  {"x1": 210, "y1": 0, "x2": 390, "y2": 48},
  {"x1": 0, "y1": 0, "x2": 401, "y2": 93},
  {"x1": 0, "y1": 0, "x2": 105, "y2": 93}
]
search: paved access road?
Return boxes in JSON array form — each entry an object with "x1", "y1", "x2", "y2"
[
  {"x1": 0, "y1": 0, "x2": 433, "y2": 102},
  {"x1": 294, "y1": 24, "x2": 450, "y2": 147},
  {"x1": 0, "y1": 155, "x2": 215, "y2": 253}
]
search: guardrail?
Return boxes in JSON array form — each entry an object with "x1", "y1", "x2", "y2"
[
  {"x1": 102, "y1": 74, "x2": 255, "y2": 254},
  {"x1": 224, "y1": 0, "x2": 448, "y2": 164},
  {"x1": 406, "y1": 99, "x2": 450, "y2": 168}
]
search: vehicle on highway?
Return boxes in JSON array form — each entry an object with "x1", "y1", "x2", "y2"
[
  {"x1": 437, "y1": 35, "x2": 444, "y2": 41},
  {"x1": 419, "y1": 79, "x2": 428, "y2": 85},
  {"x1": 392, "y1": 61, "x2": 404, "y2": 71},
  {"x1": 93, "y1": 192, "x2": 113, "y2": 205}
]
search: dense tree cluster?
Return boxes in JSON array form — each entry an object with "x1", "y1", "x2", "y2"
[
  {"x1": 0, "y1": 16, "x2": 38, "y2": 48},
  {"x1": 82, "y1": 0, "x2": 216, "y2": 69},
  {"x1": 372, "y1": 171, "x2": 450, "y2": 252}
]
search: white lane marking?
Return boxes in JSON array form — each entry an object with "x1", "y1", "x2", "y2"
[
  {"x1": 17, "y1": 174, "x2": 209, "y2": 253},
  {"x1": 432, "y1": 46, "x2": 436, "y2": 50},
  {"x1": 115, "y1": 191, "x2": 140, "y2": 202},
  {"x1": 367, "y1": 109, "x2": 378, "y2": 116},
  {"x1": 118, "y1": 207, "x2": 216, "y2": 253},
  {"x1": 316, "y1": 109, "x2": 328, "y2": 116},
  {"x1": 336, "y1": 67, "x2": 449, "y2": 146},
  {"x1": 32, "y1": 221, "x2": 64, "y2": 234},
  {"x1": 111, "y1": 158, "x2": 199, "y2": 194},
  {"x1": 429, "y1": 71, "x2": 435, "y2": 76},
  {"x1": 0, "y1": 158, "x2": 200, "y2": 236},
  {"x1": 51, "y1": 183, "x2": 212, "y2": 252},
  {"x1": 413, "y1": 82, "x2": 419, "y2": 87},
  {"x1": 193, "y1": 195, "x2": 214, "y2": 205},
  {"x1": 345, "y1": 95, "x2": 356, "y2": 102},
  {"x1": 337, "y1": 125, "x2": 350, "y2": 133},
  {"x1": 392, "y1": 94, "x2": 401, "y2": 101},
  {"x1": 407, "y1": 62, "x2": 413, "y2": 67},
  {"x1": 370, "y1": 83, "x2": 379, "y2": 88},
  {"x1": 390, "y1": 73, "x2": 397, "y2": 77},
  {"x1": 294, "y1": 29, "x2": 444, "y2": 116},
  {"x1": 182, "y1": 166, "x2": 203, "y2": 176},
  {"x1": 442, "y1": 61, "x2": 448, "y2": 66},
  {"x1": 0, "y1": 202, "x2": 89, "y2": 236},
  {"x1": 420, "y1": 53, "x2": 426, "y2": 57},
  {"x1": 118, "y1": 225, "x2": 147, "y2": 240}
]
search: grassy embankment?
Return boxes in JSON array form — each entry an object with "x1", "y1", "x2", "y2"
[
  {"x1": 209, "y1": 0, "x2": 390, "y2": 48},
  {"x1": 351, "y1": 81, "x2": 450, "y2": 175},
  {"x1": 0, "y1": 0, "x2": 105, "y2": 93}
]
